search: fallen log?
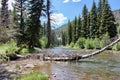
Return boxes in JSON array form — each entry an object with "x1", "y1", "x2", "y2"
[
  {"x1": 43, "y1": 37, "x2": 120, "y2": 61},
  {"x1": 2, "y1": 38, "x2": 120, "y2": 61}
]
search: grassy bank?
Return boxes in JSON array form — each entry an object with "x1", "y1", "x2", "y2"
[{"x1": 14, "y1": 72, "x2": 48, "y2": 80}]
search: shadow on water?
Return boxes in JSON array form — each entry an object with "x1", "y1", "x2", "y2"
[
  {"x1": 40, "y1": 47, "x2": 120, "y2": 80},
  {"x1": 0, "y1": 64, "x2": 18, "y2": 80}
]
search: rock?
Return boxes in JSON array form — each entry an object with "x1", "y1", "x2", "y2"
[{"x1": 24, "y1": 64, "x2": 34, "y2": 68}]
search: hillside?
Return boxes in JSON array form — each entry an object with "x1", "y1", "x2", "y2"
[{"x1": 113, "y1": 9, "x2": 120, "y2": 21}]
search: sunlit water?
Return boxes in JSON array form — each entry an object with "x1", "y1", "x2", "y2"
[{"x1": 39, "y1": 47, "x2": 120, "y2": 80}]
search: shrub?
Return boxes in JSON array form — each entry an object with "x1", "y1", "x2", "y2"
[
  {"x1": 100, "y1": 33, "x2": 110, "y2": 48},
  {"x1": 93, "y1": 38, "x2": 101, "y2": 49},
  {"x1": 39, "y1": 37, "x2": 47, "y2": 48},
  {"x1": 5, "y1": 39, "x2": 18, "y2": 55},
  {"x1": 69, "y1": 42, "x2": 74, "y2": 48},
  {"x1": 75, "y1": 38, "x2": 85, "y2": 49},
  {"x1": 112, "y1": 42, "x2": 120, "y2": 50},
  {"x1": 85, "y1": 38, "x2": 94, "y2": 49}
]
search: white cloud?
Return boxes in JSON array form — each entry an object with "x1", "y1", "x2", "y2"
[
  {"x1": 72, "y1": 0, "x2": 81, "y2": 2},
  {"x1": 0, "y1": 0, "x2": 15, "y2": 10},
  {"x1": 63, "y1": 0, "x2": 81, "y2": 3},
  {"x1": 63, "y1": 0, "x2": 69, "y2": 3},
  {"x1": 50, "y1": 13, "x2": 67, "y2": 27}
]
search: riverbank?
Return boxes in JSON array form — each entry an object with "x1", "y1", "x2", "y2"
[{"x1": 0, "y1": 48, "x2": 120, "y2": 80}]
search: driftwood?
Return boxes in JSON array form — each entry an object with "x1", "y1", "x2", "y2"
[
  {"x1": 2, "y1": 38, "x2": 120, "y2": 61},
  {"x1": 43, "y1": 37, "x2": 120, "y2": 61}
]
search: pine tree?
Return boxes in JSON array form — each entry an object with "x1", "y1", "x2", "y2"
[
  {"x1": 76, "y1": 16, "x2": 82, "y2": 40},
  {"x1": 87, "y1": 13, "x2": 90, "y2": 38},
  {"x1": 81, "y1": 5, "x2": 88, "y2": 38},
  {"x1": 90, "y1": 1, "x2": 98, "y2": 38},
  {"x1": 46, "y1": 0, "x2": 52, "y2": 48},
  {"x1": 62, "y1": 31, "x2": 66, "y2": 46},
  {"x1": 73, "y1": 16, "x2": 77, "y2": 43},
  {"x1": 0, "y1": 0, "x2": 9, "y2": 42},
  {"x1": 100, "y1": 0, "x2": 117, "y2": 38},
  {"x1": 68, "y1": 20, "x2": 72, "y2": 44},
  {"x1": 27, "y1": 0, "x2": 44, "y2": 48},
  {"x1": 14, "y1": 0, "x2": 27, "y2": 45},
  {"x1": 97, "y1": 0, "x2": 103, "y2": 37}
]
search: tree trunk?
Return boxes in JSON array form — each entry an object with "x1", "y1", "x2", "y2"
[{"x1": 81, "y1": 37, "x2": 120, "y2": 59}]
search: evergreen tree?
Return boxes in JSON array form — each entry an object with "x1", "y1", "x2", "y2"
[
  {"x1": 62, "y1": 31, "x2": 66, "y2": 46},
  {"x1": 14, "y1": 0, "x2": 27, "y2": 45},
  {"x1": 81, "y1": 5, "x2": 88, "y2": 38},
  {"x1": 68, "y1": 20, "x2": 72, "y2": 44},
  {"x1": 73, "y1": 16, "x2": 77, "y2": 43},
  {"x1": 100, "y1": 0, "x2": 117, "y2": 38},
  {"x1": 46, "y1": 0, "x2": 52, "y2": 48},
  {"x1": 90, "y1": 1, "x2": 98, "y2": 38},
  {"x1": 27, "y1": 0, "x2": 44, "y2": 48},
  {"x1": 97, "y1": 0, "x2": 103, "y2": 37},
  {"x1": 0, "y1": 0, "x2": 9, "y2": 42},
  {"x1": 87, "y1": 13, "x2": 90, "y2": 38},
  {"x1": 76, "y1": 16, "x2": 82, "y2": 40}
]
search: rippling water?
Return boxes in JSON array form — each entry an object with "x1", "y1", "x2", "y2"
[{"x1": 39, "y1": 47, "x2": 120, "y2": 80}]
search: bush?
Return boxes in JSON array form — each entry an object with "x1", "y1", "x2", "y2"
[
  {"x1": 112, "y1": 42, "x2": 120, "y2": 50},
  {"x1": 39, "y1": 37, "x2": 47, "y2": 48},
  {"x1": 5, "y1": 39, "x2": 18, "y2": 55},
  {"x1": 14, "y1": 72, "x2": 48, "y2": 80},
  {"x1": 85, "y1": 38, "x2": 94, "y2": 49},
  {"x1": 69, "y1": 42, "x2": 74, "y2": 48},
  {"x1": 93, "y1": 38, "x2": 101, "y2": 49},
  {"x1": 75, "y1": 38, "x2": 85, "y2": 49},
  {"x1": 100, "y1": 33, "x2": 110, "y2": 48}
]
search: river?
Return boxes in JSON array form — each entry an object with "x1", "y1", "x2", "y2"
[{"x1": 39, "y1": 47, "x2": 120, "y2": 80}]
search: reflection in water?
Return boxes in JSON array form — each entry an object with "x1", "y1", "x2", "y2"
[{"x1": 39, "y1": 48, "x2": 120, "y2": 80}]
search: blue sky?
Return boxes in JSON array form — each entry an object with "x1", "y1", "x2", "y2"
[
  {"x1": 50, "y1": 0, "x2": 120, "y2": 27},
  {"x1": 0, "y1": 0, "x2": 120, "y2": 27}
]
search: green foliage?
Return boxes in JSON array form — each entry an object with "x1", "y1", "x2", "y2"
[
  {"x1": 0, "y1": 39, "x2": 18, "y2": 59},
  {"x1": 39, "y1": 37, "x2": 47, "y2": 48},
  {"x1": 90, "y1": 1, "x2": 98, "y2": 38},
  {"x1": 14, "y1": 72, "x2": 48, "y2": 80},
  {"x1": 68, "y1": 20, "x2": 72, "y2": 44},
  {"x1": 5, "y1": 39, "x2": 18, "y2": 55},
  {"x1": 112, "y1": 42, "x2": 120, "y2": 50},
  {"x1": 69, "y1": 42, "x2": 74, "y2": 48},
  {"x1": 85, "y1": 38, "x2": 94, "y2": 49},
  {"x1": 100, "y1": 33, "x2": 110, "y2": 48},
  {"x1": 20, "y1": 48, "x2": 29, "y2": 55},
  {"x1": 74, "y1": 38, "x2": 85, "y2": 49},
  {"x1": 93, "y1": 38, "x2": 101, "y2": 49}
]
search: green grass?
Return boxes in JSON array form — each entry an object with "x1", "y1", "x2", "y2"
[{"x1": 14, "y1": 72, "x2": 48, "y2": 80}]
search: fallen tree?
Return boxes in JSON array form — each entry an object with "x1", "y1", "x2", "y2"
[
  {"x1": 44, "y1": 37, "x2": 120, "y2": 61},
  {"x1": 1, "y1": 38, "x2": 120, "y2": 61}
]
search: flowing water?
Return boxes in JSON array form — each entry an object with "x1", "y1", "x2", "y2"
[{"x1": 38, "y1": 47, "x2": 120, "y2": 80}]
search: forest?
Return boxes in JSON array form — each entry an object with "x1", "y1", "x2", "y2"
[
  {"x1": 0, "y1": 0, "x2": 120, "y2": 58},
  {"x1": 0, "y1": 0, "x2": 120, "y2": 80}
]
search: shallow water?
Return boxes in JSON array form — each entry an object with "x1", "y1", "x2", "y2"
[{"x1": 39, "y1": 47, "x2": 120, "y2": 80}]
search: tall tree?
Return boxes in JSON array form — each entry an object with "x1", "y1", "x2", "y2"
[
  {"x1": 97, "y1": 0, "x2": 103, "y2": 37},
  {"x1": 0, "y1": 0, "x2": 9, "y2": 42},
  {"x1": 76, "y1": 16, "x2": 82, "y2": 40},
  {"x1": 81, "y1": 5, "x2": 88, "y2": 38},
  {"x1": 46, "y1": 0, "x2": 52, "y2": 48},
  {"x1": 90, "y1": 1, "x2": 98, "y2": 38},
  {"x1": 100, "y1": 0, "x2": 117, "y2": 38},
  {"x1": 26, "y1": 0, "x2": 44, "y2": 48},
  {"x1": 73, "y1": 16, "x2": 77, "y2": 43},
  {"x1": 14, "y1": 0, "x2": 27, "y2": 45},
  {"x1": 68, "y1": 20, "x2": 72, "y2": 44}
]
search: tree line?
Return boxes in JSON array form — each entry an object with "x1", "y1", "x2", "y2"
[
  {"x1": 0, "y1": 0, "x2": 52, "y2": 49},
  {"x1": 66, "y1": 0, "x2": 117, "y2": 45}
]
